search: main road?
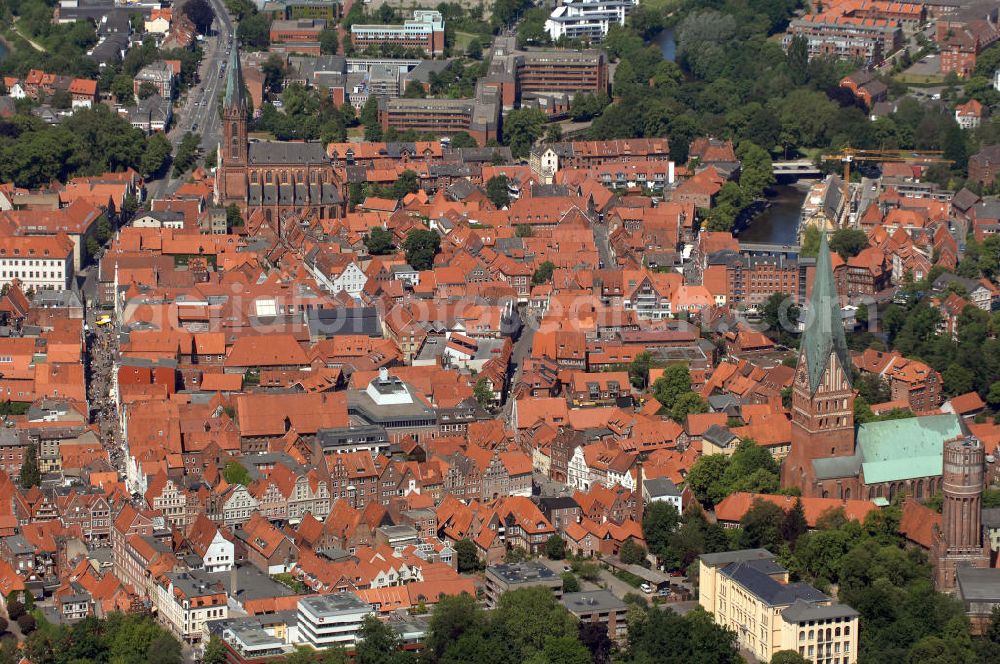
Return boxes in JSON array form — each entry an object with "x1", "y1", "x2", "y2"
[{"x1": 145, "y1": 0, "x2": 234, "y2": 200}]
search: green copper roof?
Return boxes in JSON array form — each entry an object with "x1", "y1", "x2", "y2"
[
  {"x1": 857, "y1": 414, "x2": 962, "y2": 484},
  {"x1": 223, "y1": 46, "x2": 245, "y2": 110},
  {"x1": 802, "y1": 231, "x2": 851, "y2": 394}
]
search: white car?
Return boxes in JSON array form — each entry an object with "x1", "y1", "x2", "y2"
[{"x1": 640, "y1": 583, "x2": 654, "y2": 594}]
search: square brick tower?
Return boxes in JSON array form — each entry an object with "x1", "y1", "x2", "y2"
[{"x1": 781, "y1": 231, "x2": 856, "y2": 497}]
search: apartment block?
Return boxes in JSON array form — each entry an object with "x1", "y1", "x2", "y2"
[
  {"x1": 702, "y1": 250, "x2": 814, "y2": 308},
  {"x1": 352, "y1": 10, "x2": 445, "y2": 56},
  {"x1": 699, "y1": 549, "x2": 860, "y2": 664},
  {"x1": 783, "y1": 14, "x2": 902, "y2": 62},
  {"x1": 545, "y1": 0, "x2": 638, "y2": 42},
  {"x1": 269, "y1": 18, "x2": 326, "y2": 54}
]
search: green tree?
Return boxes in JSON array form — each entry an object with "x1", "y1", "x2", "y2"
[
  {"x1": 183, "y1": 0, "x2": 215, "y2": 33},
  {"x1": 137, "y1": 80, "x2": 159, "y2": 100},
  {"x1": 670, "y1": 391, "x2": 708, "y2": 423},
  {"x1": 530, "y1": 635, "x2": 592, "y2": 664},
  {"x1": 392, "y1": 169, "x2": 420, "y2": 199},
  {"x1": 561, "y1": 572, "x2": 580, "y2": 593},
  {"x1": 942, "y1": 363, "x2": 974, "y2": 396},
  {"x1": 624, "y1": 606, "x2": 741, "y2": 663},
  {"x1": 474, "y1": 378, "x2": 493, "y2": 409},
  {"x1": 651, "y1": 363, "x2": 692, "y2": 410},
  {"x1": 203, "y1": 636, "x2": 228, "y2": 664},
  {"x1": 738, "y1": 499, "x2": 786, "y2": 551},
  {"x1": 642, "y1": 501, "x2": 680, "y2": 561},
  {"x1": 226, "y1": 204, "x2": 243, "y2": 228},
  {"x1": 355, "y1": 615, "x2": 414, "y2": 664},
  {"x1": 829, "y1": 228, "x2": 869, "y2": 260},
  {"x1": 771, "y1": 650, "x2": 810, "y2": 664},
  {"x1": 544, "y1": 123, "x2": 563, "y2": 143},
  {"x1": 360, "y1": 96, "x2": 380, "y2": 129},
  {"x1": 424, "y1": 593, "x2": 488, "y2": 661},
  {"x1": 237, "y1": 12, "x2": 271, "y2": 49},
  {"x1": 532, "y1": 260, "x2": 555, "y2": 286},
  {"x1": 781, "y1": 497, "x2": 808, "y2": 547},
  {"x1": 503, "y1": 108, "x2": 546, "y2": 158},
  {"x1": 486, "y1": 175, "x2": 511, "y2": 209},
  {"x1": 111, "y1": 74, "x2": 135, "y2": 104},
  {"x1": 222, "y1": 461, "x2": 251, "y2": 485},
  {"x1": 449, "y1": 132, "x2": 478, "y2": 148},
  {"x1": 785, "y1": 35, "x2": 809, "y2": 86},
  {"x1": 466, "y1": 38, "x2": 483, "y2": 60},
  {"x1": 627, "y1": 351, "x2": 653, "y2": 389},
  {"x1": 492, "y1": 586, "x2": 578, "y2": 661},
  {"x1": 140, "y1": 131, "x2": 172, "y2": 178},
  {"x1": 455, "y1": 539, "x2": 481, "y2": 573},
  {"x1": 515, "y1": 224, "x2": 534, "y2": 237},
  {"x1": 402, "y1": 80, "x2": 426, "y2": 98},
  {"x1": 171, "y1": 132, "x2": 202, "y2": 177},
  {"x1": 545, "y1": 534, "x2": 566, "y2": 560},
  {"x1": 146, "y1": 634, "x2": 181, "y2": 664},
  {"x1": 402, "y1": 228, "x2": 441, "y2": 270},
  {"x1": 619, "y1": 537, "x2": 647, "y2": 565},
  {"x1": 365, "y1": 227, "x2": 395, "y2": 255},
  {"x1": 319, "y1": 26, "x2": 339, "y2": 55},
  {"x1": 800, "y1": 225, "x2": 821, "y2": 258},
  {"x1": 19, "y1": 442, "x2": 40, "y2": 489}
]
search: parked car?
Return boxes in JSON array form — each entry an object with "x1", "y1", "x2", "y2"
[{"x1": 640, "y1": 583, "x2": 654, "y2": 594}]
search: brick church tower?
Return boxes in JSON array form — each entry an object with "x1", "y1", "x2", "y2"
[
  {"x1": 215, "y1": 47, "x2": 248, "y2": 205},
  {"x1": 932, "y1": 435, "x2": 990, "y2": 593},
  {"x1": 781, "y1": 231, "x2": 856, "y2": 497}
]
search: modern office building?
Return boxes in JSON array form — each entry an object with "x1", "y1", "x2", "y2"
[
  {"x1": 295, "y1": 593, "x2": 374, "y2": 648},
  {"x1": 352, "y1": 10, "x2": 446, "y2": 56}
]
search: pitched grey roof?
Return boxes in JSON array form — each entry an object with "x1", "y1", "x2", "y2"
[
  {"x1": 248, "y1": 142, "x2": 329, "y2": 165},
  {"x1": 721, "y1": 561, "x2": 828, "y2": 607},
  {"x1": 781, "y1": 599, "x2": 858, "y2": 622}
]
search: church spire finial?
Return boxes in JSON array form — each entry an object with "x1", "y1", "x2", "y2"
[
  {"x1": 223, "y1": 46, "x2": 245, "y2": 111},
  {"x1": 802, "y1": 230, "x2": 851, "y2": 394}
]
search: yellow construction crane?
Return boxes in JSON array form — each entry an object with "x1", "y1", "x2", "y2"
[{"x1": 819, "y1": 148, "x2": 952, "y2": 227}]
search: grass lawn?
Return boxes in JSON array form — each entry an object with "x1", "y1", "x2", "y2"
[
  {"x1": 347, "y1": 126, "x2": 364, "y2": 139},
  {"x1": 454, "y1": 31, "x2": 480, "y2": 51},
  {"x1": 248, "y1": 131, "x2": 275, "y2": 141},
  {"x1": 894, "y1": 72, "x2": 946, "y2": 85},
  {"x1": 640, "y1": 0, "x2": 682, "y2": 13}
]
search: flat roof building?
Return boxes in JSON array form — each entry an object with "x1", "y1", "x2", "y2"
[
  {"x1": 352, "y1": 10, "x2": 446, "y2": 56},
  {"x1": 296, "y1": 593, "x2": 374, "y2": 648},
  {"x1": 561, "y1": 590, "x2": 629, "y2": 642},
  {"x1": 484, "y1": 561, "x2": 563, "y2": 608}
]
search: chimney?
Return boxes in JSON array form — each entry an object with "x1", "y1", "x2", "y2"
[
  {"x1": 634, "y1": 460, "x2": 644, "y2": 524},
  {"x1": 378, "y1": 367, "x2": 389, "y2": 383}
]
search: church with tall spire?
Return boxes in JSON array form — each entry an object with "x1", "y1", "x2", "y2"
[
  {"x1": 781, "y1": 231, "x2": 966, "y2": 501},
  {"x1": 214, "y1": 47, "x2": 345, "y2": 227}
]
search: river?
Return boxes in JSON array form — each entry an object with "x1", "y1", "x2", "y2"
[
  {"x1": 653, "y1": 28, "x2": 675, "y2": 62},
  {"x1": 735, "y1": 183, "x2": 810, "y2": 245}
]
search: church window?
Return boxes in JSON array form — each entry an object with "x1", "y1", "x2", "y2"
[
  {"x1": 282, "y1": 171, "x2": 288, "y2": 184},
  {"x1": 265, "y1": 171, "x2": 273, "y2": 184},
  {"x1": 251, "y1": 172, "x2": 258, "y2": 183},
  {"x1": 230, "y1": 136, "x2": 239, "y2": 160}
]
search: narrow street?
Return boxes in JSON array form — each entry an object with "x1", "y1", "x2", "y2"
[
  {"x1": 593, "y1": 219, "x2": 611, "y2": 269},
  {"x1": 86, "y1": 315, "x2": 123, "y2": 467}
]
